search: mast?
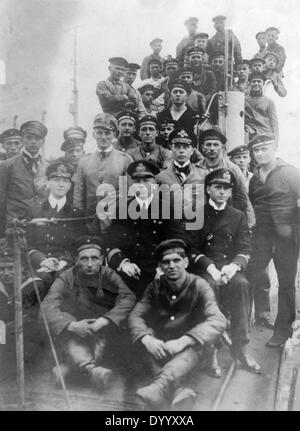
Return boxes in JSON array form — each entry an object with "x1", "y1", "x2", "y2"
[{"x1": 69, "y1": 28, "x2": 78, "y2": 127}]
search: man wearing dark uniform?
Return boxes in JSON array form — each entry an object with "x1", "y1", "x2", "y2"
[
  {"x1": 191, "y1": 168, "x2": 261, "y2": 373},
  {"x1": 114, "y1": 111, "x2": 140, "y2": 153},
  {"x1": 176, "y1": 17, "x2": 199, "y2": 66},
  {"x1": 129, "y1": 239, "x2": 226, "y2": 409},
  {"x1": 265, "y1": 27, "x2": 286, "y2": 73},
  {"x1": 140, "y1": 38, "x2": 164, "y2": 81},
  {"x1": 227, "y1": 145, "x2": 253, "y2": 192},
  {"x1": 0, "y1": 128, "x2": 23, "y2": 159},
  {"x1": 42, "y1": 236, "x2": 136, "y2": 390}
]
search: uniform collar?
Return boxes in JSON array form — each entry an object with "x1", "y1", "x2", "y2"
[
  {"x1": 22, "y1": 149, "x2": 42, "y2": 160},
  {"x1": 48, "y1": 194, "x2": 67, "y2": 211},
  {"x1": 208, "y1": 198, "x2": 227, "y2": 211},
  {"x1": 135, "y1": 193, "x2": 154, "y2": 210},
  {"x1": 97, "y1": 144, "x2": 113, "y2": 154}
]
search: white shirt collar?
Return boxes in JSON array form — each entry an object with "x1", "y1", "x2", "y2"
[
  {"x1": 209, "y1": 198, "x2": 227, "y2": 211},
  {"x1": 97, "y1": 144, "x2": 113, "y2": 154},
  {"x1": 48, "y1": 194, "x2": 67, "y2": 211},
  {"x1": 22, "y1": 149, "x2": 41, "y2": 159},
  {"x1": 174, "y1": 160, "x2": 190, "y2": 168},
  {"x1": 135, "y1": 193, "x2": 154, "y2": 210}
]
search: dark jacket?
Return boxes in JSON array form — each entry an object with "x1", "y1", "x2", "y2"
[
  {"x1": 206, "y1": 30, "x2": 242, "y2": 65},
  {"x1": 127, "y1": 144, "x2": 172, "y2": 170},
  {"x1": 42, "y1": 265, "x2": 136, "y2": 339},
  {"x1": 157, "y1": 106, "x2": 196, "y2": 138},
  {"x1": 190, "y1": 203, "x2": 252, "y2": 271},
  {"x1": 128, "y1": 272, "x2": 226, "y2": 344}
]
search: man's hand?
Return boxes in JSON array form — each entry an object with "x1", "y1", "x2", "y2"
[
  {"x1": 68, "y1": 319, "x2": 96, "y2": 338},
  {"x1": 141, "y1": 335, "x2": 168, "y2": 361},
  {"x1": 221, "y1": 263, "x2": 239, "y2": 284},
  {"x1": 164, "y1": 336, "x2": 196, "y2": 356},
  {"x1": 39, "y1": 257, "x2": 60, "y2": 272},
  {"x1": 207, "y1": 264, "x2": 222, "y2": 285},
  {"x1": 91, "y1": 317, "x2": 110, "y2": 333},
  {"x1": 120, "y1": 261, "x2": 141, "y2": 279}
]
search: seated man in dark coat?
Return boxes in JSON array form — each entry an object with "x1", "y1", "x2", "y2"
[
  {"x1": 190, "y1": 168, "x2": 261, "y2": 374},
  {"x1": 42, "y1": 236, "x2": 136, "y2": 390},
  {"x1": 128, "y1": 239, "x2": 226, "y2": 409}
]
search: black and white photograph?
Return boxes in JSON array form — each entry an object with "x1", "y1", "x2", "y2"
[{"x1": 0, "y1": 0, "x2": 300, "y2": 415}]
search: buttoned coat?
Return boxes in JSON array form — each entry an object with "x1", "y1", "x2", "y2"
[{"x1": 127, "y1": 144, "x2": 172, "y2": 170}]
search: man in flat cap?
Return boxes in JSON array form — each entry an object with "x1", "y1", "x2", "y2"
[
  {"x1": 128, "y1": 238, "x2": 226, "y2": 409},
  {"x1": 114, "y1": 111, "x2": 140, "y2": 153},
  {"x1": 263, "y1": 52, "x2": 287, "y2": 98},
  {"x1": 140, "y1": 38, "x2": 164, "y2": 81},
  {"x1": 73, "y1": 113, "x2": 132, "y2": 217},
  {"x1": 138, "y1": 84, "x2": 159, "y2": 117},
  {"x1": 190, "y1": 168, "x2": 260, "y2": 374},
  {"x1": 253, "y1": 32, "x2": 267, "y2": 60},
  {"x1": 176, "y1": 17, "x2": 199, "y2": 66},
  {"x1": 265, "y1": 27, "x2": 286, "y2": 73},
  {"x1": 23, "y1": 158, "x2": 87, "y2": 298},
  {"x1": 102, "y1": 160, "x2": 186, "y2": 299},
  {"x1": 250, "y1": 57, "x2": 265, "y2": 74},
  {"x1": 96, "y1": 57, "x2": 137, "y2": 117},
  {"x1": 197, "y1": 128, "x2": 255, "y2": 228},
  {"x1": 206, "y1": 15, "x2": 242, "y2": 67},
  {"x1": 61, "y1": 126, "x2": 87, "y2": 170},
  {"x1": 245, "y1": 72, "x2": 279, "y2": 144},
  {"x1": 193, "y1": 33, "x2": 210, "y2": 67},
  {"x1": 248, "y1": 135, "x2": 300, "y2": 346},
  {"x1": 127, "y1": 116, "x2": 172, "y2": 170},
  {"x1": 42, "y1": 235, "x2": 135, "y2": 390},
  {"x1": 232, "y1": 60, "x2": 251, "y2": 94},
  {"x1": 227, "y1": 145, "x2": 253, "y2": 191},
  {"x1": 0, "y1": 120, "x2": 49, "y2": 248},
  {"x1": 0, "y1": 128, "x2": 23, "y2": 159},
  {"x1": 123, "y1": 63, "x2": 147, "y2": 119}
]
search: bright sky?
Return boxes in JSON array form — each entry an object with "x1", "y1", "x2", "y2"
[{"x1": 34, "y1": 0, "x2": 300, "y2": 165}]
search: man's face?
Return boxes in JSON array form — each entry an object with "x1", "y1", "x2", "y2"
[
  {"x1": 194, "y1": 38, "x2": 207, "y2": 50},
  {"x1": 266, "y1": 30, "x2": 278, "y2": 45},
  {"x1": 231, "y1": 153, "x2": 250, "y2": 172},
  {"x1": 256, "y1": 33, "x2": 266, "y2": 48},
  {"x1": 189, "y1": 53, "x2": 203, "y2": 67},
  {"x1": 252, "y1": 143, "x2": 276, "y2": 166},
  {"x1": 214, "y1": 20, "x2": 225, "y2": 32},
  {"x1": 139, "y1": 123, "x2": 157, "y2": 147},
  {"x1": 109, "y1": 64, "x2": 125, "y2": 81},
  {"x1": 186, "y1": 22, "x2": 198, "y2": 35},
  {"x1": 159, "y1": 252, "x2": 188, "y2": 282},
  {"x1": 202, "y1": 139, "x2": 224, "y2": 162},
  {"x1": 251, "y1": 61, "x2": 264, "y2": 73},
  {"x1": 264, "y1": 55, "x2": 277, "y2": 71},
  {"x1": 149, "y1": 63, "x2": 161, "y2": 78},
  {"x1": 22, "y1": 133, "x2": 44, "y2": 156},
  {"x1": 172, "y1": 142, "x2": 193, "y2": 164},
  {"x1": 237, "y1": 65, "x2": 250, "y2": 80},
  {"x1": 124, "y1": 70, "x2": 137, "y2": 85},
  {"x1": 118, "y1": 119, "x2": 135, "y2": 138},
  {"x1": 77, "y1": 248, "x2": 103, "y2": 276},
  {"x1": 48, "y1": 176, "x2": 72, "y2": 199},
  {"x1": 179, "y1": 72, "x2": 193, "y2": 84},
  {"x1": 131, "y1": 177, "x2": 156, "y2": 200},
  {"x1": 0, "y1": 262, "x2": 14, "y2": 286},
  {"x1": 250, "y1": 78, "x2": 264, "y2": 93},
  {"x1": 165, "y1": 64, "x2": 178, "y2": 78},
  {"x1": 212, "y1": 56, "x2": 225, "y2": 71},
  {"x1": 206, "y1": 183, "x2": 231, "y2": 205},
  {"x1": 3, "y1": 139, "x2": 23, "y2": 158},
  {"x1": 65, "y1": 144, "x2": 84, "y2": 167},
  {"x1": 142, "y1": 90, "x2": 154, "y2": 107},
  {"x1": 160, "y1": 124, "x2": 175, "y2": 140},
  {"x1": 93, "y1": 127, "x2": 115, "y2": 150},
  {"x1": 151, "y1": 41, "x2": 162, "y2": 55},
  {"x1": 171, "y1": 87, "x2": 187, "y2": 107}
]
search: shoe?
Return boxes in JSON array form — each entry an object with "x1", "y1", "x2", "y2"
[
  {"x1": 171, "y1": 387, "x2": 197, "y2": 410},
  {"x1": 266, "y1": 333, "x2": 287, "y2": 347},
  {"x1": 255, "y1": 312, "x2": 274, "y2": 329},
  {"x1": 89, "y1": 366, "x2": 113, "y2": 391},
  {"x1": 231, "y1": 345, "x2": 261, "y2": 374},
  {"x1": 52, "y1": 364, "x2": 70, "y2": 387},
  {"x1": 136, "y1": 380, "x2": 166, "y2": 409}
]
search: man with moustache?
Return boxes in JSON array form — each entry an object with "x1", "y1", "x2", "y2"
[
  {"x1": 114, "y1": 111, "x2": 140, "y2": 153},
  {"x1": 0, "y1": 128, "x2": 23, "y2": 159}
]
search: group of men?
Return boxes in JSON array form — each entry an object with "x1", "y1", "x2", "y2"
[{"x1": 0, "y1": 14, "x2": 299, "y2": 411}]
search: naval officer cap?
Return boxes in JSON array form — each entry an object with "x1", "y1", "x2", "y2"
[
  {"x1": 248, "y1": 134, "x2": 276, "y2": 150},
  {"x1": 74, "y1": 236, "x2": 104, "y2": 254},
  {"x1": 45, "y1": 157, "x2": 74, "y2": 180},
  {"x1": 20, "y1": 121, "x2": 48, "y2": 138},
  {"x1": 0, "y1": 128, "x2": 22, "y2": 144},
  {"x1": 127, "y1": 160, "x2": 160, "y2": 179},
  {"x1": 108, "y1": 57, "x2": 128, "y2": 68},
  {"x1": 61, "y1": 126, "x2": 87, "y2": 151},
  {"x1": 93, "y1": 113, "x2": 118, "y2": 133},
  {"x1": 205, "y1": 168, "x2": 235, "y2": 188},
  {"x1": 154, "y1": 239, "x2": 189, "y2": 261},
  {"x1": 248, "y1": 71, "x2": 267, "y2": 82},
  {"x1": 227, "y1": 145, "x2": 250, "y2": 157},
  {"x1": 200, "y1": 127, "x2": 227, "y2": 145},
  {"x1": 169, "y1": 128, "x2": 193, "y2": 146}
]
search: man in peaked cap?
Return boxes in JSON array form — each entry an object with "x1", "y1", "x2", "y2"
[
  {"x1": 128, "y1": 238, "x2": 226, "y2": 409},
  {"x1": 0, "y1": 128, "x2": 23, "y2": 159},
  {"x1": 123, "y1": 63, "x2": 147, "y2": 119},
  {"x1": 248, "y1": 135, "x2": 300, "y2": 346},
  {"x1": 254, "y1": 31, "x2": 267, "y2": 60},
  {"x1": 245, "y1": 71, "x2": 279, "y2": 144},
  {"x1": 263, "y1": 52, "x2": 287, "y2": 98},
  {"x1": 193, "y1": 33, "x2": 210, "y2": 66},
  {"x1": 206, "y1": 15, "x2": 242, "y2": 67},
  {"x1": 114, "y1": 111, "x2": 140, "y2": 153},
  {"x1": 127, "y1": 115, "x2": 172, "y2": 170},
  {"x1": 42, "y1": 234, "x2": 135, "y2": 389},
  {"x1": 73, "y1": 113, "x2": 132, "y2": 217},
  {"x1": 102, "y1": 158, "x2": 186, "y2": 300},
  {"x1": 176, "y1": 17, "x2": 199, "y2": 65},
  {"x1": 228, "y1": 145, "x2": 253, "y2": 191},
  {"x1": 157, "y1": 118, "x2": 177, "y2": 150},
  {"x1": 197, "y1": 128, "x2": 255, "y2": 228},
  {"x1": 265, "y1": 26, "x2": 286, "y2": 72},
  {"x1": 232, "y1": 59, "x2": 251, "y2": 94},
  {"x1": 190, "y1": 167, "x2": 261, "y2": 374},
  {"x1": 250, "y1": 57, "x2": 265, "y2": 73},
  {"x1": 140, "y1": 38, "x2": 164, "y2": 81},
  {"x1": 210, "y1": 50, "x2": 232, "y2": 92},
  {"x1": 96, "y1": 57, "x2": 137, "y2": 117},
  {"x1": 61, "y1": 126, "x2": 87, "y2": 169},
  {"x1": 0, "y1": 120, "x2": 49, "y2": 247}
]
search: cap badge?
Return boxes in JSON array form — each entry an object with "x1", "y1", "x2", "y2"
[
  {"x1": 223, "y1": 171, "x2": 231, "y2": 181},
  {"x1": 136, "y1": 163, "x2": 146, "y2": 173}
]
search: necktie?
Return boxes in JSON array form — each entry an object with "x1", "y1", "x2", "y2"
[{"x1": 174, "y1": 163, "x2": 191, "y2": 182}]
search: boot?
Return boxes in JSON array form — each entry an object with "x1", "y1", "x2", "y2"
[
  {"x1": 89, "y1": 366, "x2": 113, "y2": 391},
  {"x1": 255, "y1": 311, "x2": 274, "y2": 329},
  {"x1": 171, "y1": 386, "x2": 197, "y2": 410},
  {"x1": 136, "y1": 378, "x2": 169, "y2": 410},
  {"x1": 231, "y1": 345, "x2": 261, "y2": 374}
]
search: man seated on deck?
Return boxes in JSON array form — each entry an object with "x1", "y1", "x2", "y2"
[
  {"x1": 42, "y1": 236, "x2": 136, "y2": 391},
  {"x1": 128, "y1": 239, "x2": 226, "y2": 410}
]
